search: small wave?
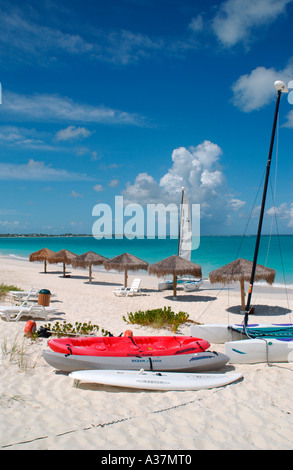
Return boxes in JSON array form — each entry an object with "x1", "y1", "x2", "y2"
[
  {"x1": 6, "y1": 253, "x2": 29, "y2": 261},
  {"x1": 255, "y1": 281, "x2": 293, "y2": 290}
]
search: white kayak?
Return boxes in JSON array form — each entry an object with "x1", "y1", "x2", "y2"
[
  {"x1": 69, "y1": 369, "x2": 242, "y2": 391},
  {"x1": 42, "y1": 349, "x2": 229, "y2": 372},
  {"x1": 183, "y1": 279, "x2": 203, "y2": 292},
  {"x1": 190, "y1": 323, "x2": 293, "y2": 344},
  {"x1": 225, "y1": 337, "x2": 293, "y2": 364}
]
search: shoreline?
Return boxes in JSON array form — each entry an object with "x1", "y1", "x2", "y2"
[
  {"x1": 1, "y1": 234, "x2": 292, "y2": 286},
  {"x1": 1, "y1": 253, "x2": 293, "y2": 292},
  {"x1": 0, "y1": 255, "x2": 293, "y2": 450}
]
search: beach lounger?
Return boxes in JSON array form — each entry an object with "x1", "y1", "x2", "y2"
[
  {"x1": 9, "y1": 287, "x2": 39, "y2": 300},
  {"x1": 113, "y1": 278, "x2": 142, "y2": 296},
  {"x1": 0, "y1": 304, "x2": 57, "y2": 322},
  {"x1": 9, "y1": 288, "x2": 56, "y2": 303}
]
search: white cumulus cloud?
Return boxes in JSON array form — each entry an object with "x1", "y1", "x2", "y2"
[
  {"x1": 55, "y1": 126, "x2": 93, "y2": 141},
  {"x1": 93, "y1": 184, "x2": 104, "y2": 192},
  {"x1": 232, "y1": 60, "x2": 293, "y2": 112},
  {"x1": 122, "y1": 140, "x2": 246, "y2": 231},
  {"x1": 0, "y1": 159, "x2": 93, "y2": 181},
  {"x1": 267, "y1": 203, "x2": 293, "y2": 227},
  {"x1": 212, "y1": 0, "x2": 293, "y2": 47}
]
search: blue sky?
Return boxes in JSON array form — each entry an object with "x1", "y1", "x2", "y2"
[{"x1": 0, "y1": 0, "x2": 292, "y2": 236}]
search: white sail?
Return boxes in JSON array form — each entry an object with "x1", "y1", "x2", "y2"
[{"x1": 178, "y1": 190, "x2": 192, "y2": 261}]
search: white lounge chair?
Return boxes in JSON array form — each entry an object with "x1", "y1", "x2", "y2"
[
  {"x1": 9, "y1": 288, "x2": 55, "y2": 303},
  {"x1": 0, "y1": 304, "x2": 57, "y2": 322},
  {"x1": 113, "y1": 278, "x2": 142, "y2": 297}
]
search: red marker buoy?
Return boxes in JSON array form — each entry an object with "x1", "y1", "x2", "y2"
[
  {"x1": 124, "y1": 330, "x2": 133, "y2": 337},
  {"x1": 24, "y1": 320, "x2": 36, "y2": 337}
]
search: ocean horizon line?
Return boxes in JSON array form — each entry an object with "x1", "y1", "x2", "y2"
[{"x1": 0, "y1": 233, "x2": 292, "y2": 238}]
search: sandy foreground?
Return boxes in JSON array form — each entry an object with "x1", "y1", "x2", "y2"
[{"x1": 0, "y1": 255, "x2": 293, "y2": 451}]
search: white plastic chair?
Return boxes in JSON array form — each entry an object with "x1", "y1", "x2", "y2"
[{"x1": 113, "y1": 278, "x2": 142, "y2": 296}]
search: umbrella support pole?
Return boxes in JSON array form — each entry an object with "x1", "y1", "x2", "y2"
[
  {"x1": 240, "y1": 278, "x2": 246, "y2": 311},
  {"x1": 173, "y1": 274, "x2": 177, "y2": 299}
]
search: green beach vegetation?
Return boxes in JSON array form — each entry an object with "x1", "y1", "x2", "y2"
[
  {"x1": 123, "y1": 306, "x2": 198, "y2": 333},
  {"x1": 43, "y1": 321, "x2": 110, "y2": 337},
  {"x1": 0, "y1": 283, "x2": 22, "y2": 299}
]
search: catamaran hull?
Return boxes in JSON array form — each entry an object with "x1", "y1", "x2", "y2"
[
  {"x1": 157, "y1": 280, "x2": 186, "y2": 291},
  {"x1": 158, "y1": 278, "x2": 202, "y2": 291},
  {"x1": 42, "y1": 349, "x2": 229, "y2": 372},
  {"x1": 190, "y1": 323, "x2": 293, "y2": 344},
  {"x1": 190, "y1": 324, "x2": 243, "y2": 343},
  {"x1": 158, "y1": 281, "x2": 173, "y2": 291},
  {"x1": 183, "y1": 281, "x2": 202, "y2": 292},
  {"x1": 225, "y1": 338, "x2": 293, "y2": 364}
]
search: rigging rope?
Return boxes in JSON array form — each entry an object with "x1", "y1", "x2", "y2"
[
  {"x1": 261, "y1": 114, "x2": 291, "y2": 315},
  {"x1": 264, "y1": 113, "x2": 279, "y2": 266}
]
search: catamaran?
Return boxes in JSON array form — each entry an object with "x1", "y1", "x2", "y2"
[
  {"x1": 191, "y1": 80, "x2": 293, "y2": 363},
  {"x1": 158, "y1": 187, "x2": 204, "y2": 292}
]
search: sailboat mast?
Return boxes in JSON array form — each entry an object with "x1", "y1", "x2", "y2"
[
  {"x1": 177, "y1": 187, "x2": 185, "y2": 255},
  {"x1": 244, "y1": 81, "x2": 288, "y2": 327}
]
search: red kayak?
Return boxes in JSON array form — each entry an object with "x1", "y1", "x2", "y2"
[{"x1": 48, "y1": 335, "x2": 210, "y2": 357}]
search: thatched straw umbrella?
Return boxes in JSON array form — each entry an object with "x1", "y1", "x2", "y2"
[
  {"x1": 149, "y1": 255, "x2": 202, "y2": 298},
  {"x1": 71, "y1": 251, "x2": 108, "y2": 282},
  {"x1": 103, "y1": 252, "x2": 148, "y2": 287},
  {"x1": 209, "y1": 258, "x2": 276, "y2": 311},
  {"x1": 29, "y1": 248, "x2": 55, "y2": 273},
  {"x1": 47, "y1": 249, "x2": 77, "y2": 277}
]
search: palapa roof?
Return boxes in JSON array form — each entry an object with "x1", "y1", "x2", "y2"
[
  {"x1": 29, "y1": 247, "x2": 55, "y2": 262},
  {"x1": 71, "y1": 251, "x2": 108, "y2": 268},
  {"x1": 209, "y1": 258, "x2": 276, "y2": 285},
  {"x1": 148, "y1": 255, "x2": 202, "y2": 278},
  {"x1": 47, "y1": 249, "x2": 77, "y2": 265},
  {"x1": 103, "y1": 252, "x2": 148, "y2": 272}
]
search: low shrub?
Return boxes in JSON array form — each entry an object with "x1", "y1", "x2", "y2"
[
  {"x1": 0, "y1": 283, "x2": 22, "y2": 299},
  {"x1": 42, "y1": 321, "x2": 110, "y2": 337},
  {"x1": 123, "y1": 306, "x2": 197, "y2": 332}
]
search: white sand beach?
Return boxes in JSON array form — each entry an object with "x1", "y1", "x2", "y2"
[{"x1": 0, "y1": 255, "x2": 293, "y2": 451}]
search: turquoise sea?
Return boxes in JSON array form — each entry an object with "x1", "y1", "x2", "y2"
[{"x1": 0, "y1": 235, "x2": 292, "y2": 286}]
